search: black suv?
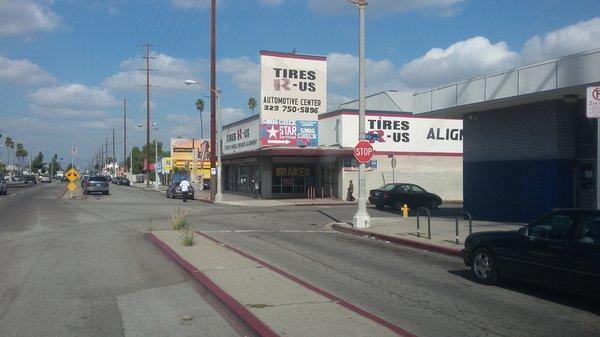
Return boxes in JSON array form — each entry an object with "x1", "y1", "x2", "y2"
[{"x1": 24, "y1": 175, "x2": 37, "y2": 184}]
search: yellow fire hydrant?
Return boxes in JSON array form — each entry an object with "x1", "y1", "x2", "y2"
[{"x1": 401, "y1": 204, "x2": 410, "y2": 218}]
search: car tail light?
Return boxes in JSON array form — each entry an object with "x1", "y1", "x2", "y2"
[
  {"x1": 85, "y1": 182, "x2": 91, "y2": 187},
  {"x1": 383, "y1": 192, "x2": 389, "y2": 200}
]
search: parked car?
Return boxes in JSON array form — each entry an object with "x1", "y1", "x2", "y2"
[
  {"x1": 166, "y1": 181, "x2": 194, "y2": 199},
  {"x1": 462, "y1": 209, "x2": 600, "y2": 299},
  {"x1": 60, "y1": 176, "x2": 68, "y2": 182},
  {"x1": 83, "y1": 176, "x2": 109, "y2": 195},
  {"x1": 81, "y1": 175, "x2": 90, "y2": 188},
  {"x1": 368, "y1": 183, "x2": 442, "y2": 210},
  {"x1": 40, "y1": 176, "x2": 51, "y2": 183},
  {"x1": 0, "y1": 179, "x2": 7, "y2": 195},
  {"x1": 114, "y1": 177, "x2": 130, "y2": 186},
  {"x1": 24, "y1": 175, "x2": 37, "y2": 184},
  {"x1": 203, "y1": 181, "x2": 211, "y2": 190}
]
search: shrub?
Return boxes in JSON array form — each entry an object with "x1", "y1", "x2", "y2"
[
  {"x1": 180, "y1": 226, "x2": 195, "y2": 246},
  {"x1": 170, "y1": 207, "x2": 190, "y2": 230}
]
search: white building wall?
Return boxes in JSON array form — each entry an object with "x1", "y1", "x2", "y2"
[{"x1": 341, "y1": 155, "x2": 463, "y2": 202}]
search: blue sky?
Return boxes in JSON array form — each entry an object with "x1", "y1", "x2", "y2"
[{"x1": 1, "y1": 0, "x2": 599, "y2": 168}]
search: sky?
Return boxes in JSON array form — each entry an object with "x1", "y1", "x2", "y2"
[{"x1": 1, "y1": 0, "x2": 599, "y2": 169}]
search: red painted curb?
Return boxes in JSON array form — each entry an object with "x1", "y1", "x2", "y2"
[
  {"x1": 332, "y1": 223, "x2": 462, "y2": 257},
  {"x1": 146, "y1": 233, "x2": 279, "y2": 337},
  {"x1": 197, "y1": 231, "x2": 417, "y2": 337}
]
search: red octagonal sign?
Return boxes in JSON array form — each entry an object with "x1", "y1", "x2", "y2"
[{"x1": 354, "y1": 140, "x2": 374, "y2": 164}]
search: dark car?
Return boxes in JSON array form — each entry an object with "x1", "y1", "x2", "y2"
[
  {"x1": 81, "y1": 175, "x2": 90, "y2": 188},
  {"x1": 24, "y1": 175, "x2": 37, "y2": 184},
  {"x1": 115, "y1": 177, "x2": 130, "y2": 186},
  {"x1": 83, "y1": 176, "x2": 109, "y2": 195},
  {"x1": 166, "y1": 181, "x2": 194, "y2": 199},
  {"x1": 203, "y1": 181, "x2": 211, "y2": 190},
  {"x1": 462, "y1": 209, "x2": 600, "y2": 298},
  {"x1": 60, "y1": 176, "x2": 68, "y2": 182},
  {"x1": 368, "y1": 183, "x2": 442, "y2": 210},
  {"x1": 0, "y1": 179, "x2": 7, "y2": 195}
]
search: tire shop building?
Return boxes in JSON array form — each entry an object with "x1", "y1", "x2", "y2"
[
  {"x1": 413, "y1": 49, "x2": 600, "y2": 222},
  {"x1": 222, "y1": 50, "x2": 464, "y2": 202}
]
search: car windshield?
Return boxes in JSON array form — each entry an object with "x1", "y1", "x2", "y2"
[
  {"x1": 90, "y1": 176, "x2": 107, "y2": 181},
  {"x1": 378, "y1": 184, "x2": 398, "y2": 191}
]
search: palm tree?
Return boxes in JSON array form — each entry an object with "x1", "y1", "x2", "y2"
[
  {"x1": 15, "y1": 143, "x2": 27, "y2": 170},
  {"x1": 248, "y1": 97, "x2": 257, "y2": 115},
  {"x1": 195, "y1": 98, "x2": 205, "y2": 139},
  {"x1": 4, "y1": 136, "x2": 14, "y2": 168}
]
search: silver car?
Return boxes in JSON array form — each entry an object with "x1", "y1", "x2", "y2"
[
  {"x1": 83, "y1": 176, "x2": 109, "y2": 195},
  {"x1": 0, "y1": 179, "x2": 7, "y2": 195}
]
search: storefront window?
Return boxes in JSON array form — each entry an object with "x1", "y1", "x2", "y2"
[
  {"x1": 272, "y1": 163, "x2": 315, "y2": 196},
  {"x1": 225, "y1": 164, "x2": 259, "y2": 194}
]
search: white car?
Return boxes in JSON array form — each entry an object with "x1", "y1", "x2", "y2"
[{"x1": 40, "y1": 176, "x2": 51, "y2": 183}]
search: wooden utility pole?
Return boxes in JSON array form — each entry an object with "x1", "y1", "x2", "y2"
[
  {"x1": 105, "y1": 138, "x2": 108, "y2": 172},
  {"x1": 210, "y1": 0, "x2": 217, "y2": 200},
  {"x1": 112, "y1": 128, "x2": 116, "y2": 175},
  {"x1": 142, "y1": 43, "x2": 154, "y2": 187},
  {"x1": 123, "y1": 99, "x2": 127, "y2": 173}
]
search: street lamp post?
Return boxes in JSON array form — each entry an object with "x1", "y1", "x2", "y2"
[
  {"x1": 184, "y1": 79, "x2": 223, "y2": 203},
  {"x1": 350, "y1": 0, "x2": 371, "y2": 228}
]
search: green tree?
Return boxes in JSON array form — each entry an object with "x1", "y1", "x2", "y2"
[
  {"x1": 49, "y1": 154, "x2": 61, "y2": 175},
  {"x1": 195, "y1": 98, "x2": 205, "y2": 139},
  {"x1": 4, "y1": 136, "x2": 14, "y2": 167},
  {"x1": 32, "y1": 151, "x2": 44, "y2": 172},
  {"x1": 130, "y1": 146, "x2": 143, "y2": 174},
  {"x1": 0, "y1": 161, "x2": 6, "y2": 176},
  {"x1": 248, "y1": 97, "x2": 257, "y2": 115},
  {"x1": 15, "y1": 143, "x2": 27, "y2": 170}
]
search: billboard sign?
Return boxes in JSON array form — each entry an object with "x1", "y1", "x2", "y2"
[
  {"x1": 260, "y1": 51, "x2": 326, "y2": 147},
  {"x1": 170, "y1": 138, "x2": 211, "y2": 177},
  {"x1": 340, "y1": 113, "x2": 463, "y2": 155},
  {"x1": 223, "y1": 117, "x2": 260, "y2": 155}
]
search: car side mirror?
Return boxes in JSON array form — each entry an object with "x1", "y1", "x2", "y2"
[{"x1": 519, "y1": 226, "x2": 528, "y2": 237}]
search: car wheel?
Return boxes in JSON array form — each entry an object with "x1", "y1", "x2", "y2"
[
  {"x1": 375, "y1": 203, "x2": 384, "y2": 210},
  {"x1": 470, "y1": 248, "x2": 499, "y2": 285},
  {"x1": 394, "y1": 201, "x2": 406, "y2": 211},
  {"x1": 429, "y1": 199, "x2": 440, "y2": 209}
]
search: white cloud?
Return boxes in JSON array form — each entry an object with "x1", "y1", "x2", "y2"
[
  {"x1": 170, "y1": 0, "x2": 211, "y2": 10},
  {"x1": 29, "y1": 83, "x2": 117, "y2": 118},
  {"x1": 0, "y1": 54, "x2": 55, "y2": 85},
  {"x1": 219, "y1": 56, "x2": 260, "y2": 92},
  {"x1": 399, "y1": 36, "x2": 520, "y2": 89},
  {"x1": 104, "y1": 53, "x2": 207, "y2": 92},
  {"x1": 221, "y1": 107, "x2": 249, "y2": 125},
  {"x1": 307, "y1": 0, "x2": 464, "y2": 17},
  {"x1": 522, "y1": 17, "x2": 600, "y2": 63},
  {"x1": 261, "y1": 0, "x2": 283, "y2": 5},
  {"x1": 327, "y1": 53, "x2": 396, "y2": 88},
  {"x1": 0, "y1": 0, "x2": 61, "y2": 37}
]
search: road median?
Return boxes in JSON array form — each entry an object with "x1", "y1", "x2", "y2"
[{"x1": 148, "y1": 229, "x2": 415, "y2": 337}]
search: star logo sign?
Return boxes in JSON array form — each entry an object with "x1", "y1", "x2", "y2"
[{"x1": 267, "y1": 125, "x2": 279, "y2": 139}]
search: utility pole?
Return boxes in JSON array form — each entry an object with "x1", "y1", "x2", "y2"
[
  {"x1": 123, "y1": 99, "x2": 127, "y2": 173},
  {"x1": 105, "y1": 138, "x2": 109, "y2": 173},
  {"x1": 209, "y1": 0, "x2": 217, "y2": 201},
  {"x1": 141, "y1": 43, "x2": 154, "y2": 188},
  {"x1": 351, "y1": 0, "x2": 371, "y2": 228},
  {"x1": 112, "y1": 128, "x2": 116, "y2": 176},
  {"x1": 101, "y1": 144, "x2": 104, "y2": 172}
]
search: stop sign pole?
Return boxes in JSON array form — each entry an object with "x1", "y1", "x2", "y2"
[{"x1": 350, "y1": 0, "x2": 371, "y2": 229}]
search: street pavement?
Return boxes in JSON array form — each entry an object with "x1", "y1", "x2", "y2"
[{"x1": 1, "y1": 182, "x2": 599, "y2": 336}]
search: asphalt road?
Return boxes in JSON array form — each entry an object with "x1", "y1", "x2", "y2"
[
  {"x1": 1, "y1": 182, "x2": 598, "y2": 337},
  {"x1": 0, "y1": 182, "x2": 255, "y2": 337}
]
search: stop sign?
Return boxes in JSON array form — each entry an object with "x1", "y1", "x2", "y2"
[{"x1": 354, "y1": 141, "x2": 374, "y2": 163}]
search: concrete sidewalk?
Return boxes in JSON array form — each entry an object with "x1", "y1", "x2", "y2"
[
  {"x1": 130, "y1": 182, "x2": 355, "y2": 207},
  {"x1": 148, "y1": 230, "x2": 414, "y2": 337},
  {"x1": 332, "y1": 216, "x2": 523, "y2": 256}
]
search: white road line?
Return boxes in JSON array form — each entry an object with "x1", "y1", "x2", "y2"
[{"x1": 199, "y1": 229, "x2": 335, "y2": 234}]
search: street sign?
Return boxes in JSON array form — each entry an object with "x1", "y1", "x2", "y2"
[
  {"x1": 67, "y1": 182, "x2": 77, "y2": 191},
  {"x1": 365, "y1": 133, "x2": 380, "y2": 141},
  {"x1": 587, "y1": 86, "x2": 600, "y2": 118},
  {"x1": 354, "y1": 141, "x2": 374, "y2": 164},
  {"x1": 66, "y1": 168, "x2": 79, "y2": 182}
]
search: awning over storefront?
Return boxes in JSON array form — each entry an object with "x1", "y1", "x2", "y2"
[{"x1": 222, "y1": 147, "x2": 353, "y2": 161}]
